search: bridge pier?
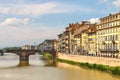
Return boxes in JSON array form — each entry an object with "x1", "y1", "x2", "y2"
[
  {"x1": 0, "y1": 53, "x2": 4, "y2": 56},
  {"x1": 0, "y1": 50, "x2": 4, "y2": 56},
  {"x1": 19, "y1": 53, "x2": 30, "y2": 66},
  {"x1": 19, "y1": 56, "x2": 29, "y2": 66}
]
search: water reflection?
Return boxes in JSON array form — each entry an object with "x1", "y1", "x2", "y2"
[
  {"x1": 56, "y1": 62, "x2": 120, "y2": 80},
  {"x1": 0, "y1": 53, "x2": 120, "y2": 80},
  {"x1": 0, "y1": 53, "x2": 45, "y2": 68},
  {"x1": 29, "y1": 55, "x2": 46, "y2": 66},
  {"x1": 0, "y1": 53, "x2": 19, "y2": 68}
]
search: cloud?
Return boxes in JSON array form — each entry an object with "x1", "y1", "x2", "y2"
[
  {"x1": 0, "y1": 2, "x2": 94, "y2": 16},
  {"x1": 0, "y1": 18, "x2": 29, "y2": 26},
  {"x1": 0, "y1": 2, "x2": 68, "y2": 16},
  {"x1": 0, "y1": 18, "x2": 61, "y2": 40},
  {"x1": 89, "y1": 18, "x2": 100, "y2": 24},
  {"x1": 0, "y1": 18, "x2": 63, "y2": 47},
  {"x1": 113, "y1": 0, "x2": 120, "y2": 7}
]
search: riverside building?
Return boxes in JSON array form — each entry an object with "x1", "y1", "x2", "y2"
[
  {"x1": 74, "y1": 21, "x2": 96, "y2": 55},
  {"x1": 97, "y1": 12, "x2": 120, "y2": 58},
  {"x1": 58, "y1": 23, "x2": 79, "y2": 54},
  {"x1": 58, "y1": 32, "x2": 69, "y2": 53}
]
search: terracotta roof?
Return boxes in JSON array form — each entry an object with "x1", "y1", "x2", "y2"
[
  {"x1": 87, "y1": 24, "x2": 97, "y2": 33},
  {"x1": 67, "y1": 23, "x2": 80, "y2": 31},
  {"x1": 74, "y1": 23, "x2": 96, "y2": 36},
  {"x1": 74, "y1": 24, "x2": 89, "y2": 36}
]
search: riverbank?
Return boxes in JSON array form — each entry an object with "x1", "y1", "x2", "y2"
[
  {"x1": 58, "y1": 53, "x2": 120, "y2": 66},
  {"x1": 57, "y1": 58, "x2": 120, "y2": 76},
  {"x1": 57, "y1": 53, "x2": 120, "y2": 76}
]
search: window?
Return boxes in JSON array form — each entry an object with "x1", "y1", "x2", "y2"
[
  {"x1": 116, "y1": 15, "x2": 118, "y2": 19},
  {"x1": 88, "y1": 38, "x2": 93, "y2": 41},
  {"x1": 97, "y1": 26, "x2": 99, "y2": 29},
  {"x1": 113, "y1": 28, "x2": 115, "y2": 33},
  {"x1": 115, "y1": 35, "x2": 118, "y2": 40},
  {"x1": 116, "y1": 22, "x2": 118, "y2": 26},
  {"x1": 110, "y1": 35, "x2": 112, "y2": 40},
  {"x1": 115, "y1": 28, "x2": 116, "y2": 32},
  {"x1": 105, "y1": 36, "x2": 107, "y2": 41}
]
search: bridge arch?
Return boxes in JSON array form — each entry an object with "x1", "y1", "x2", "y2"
[
  {"x1": 1, "y1": 50, "x2": 42, "y2": 66},
  {"x1": 0, "y1": 50, "x2": 56, "y2": 66}
]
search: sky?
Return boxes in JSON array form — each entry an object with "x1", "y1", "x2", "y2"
[{"x1": 0, "y1": 0, "x2": 120, "y2": 48}]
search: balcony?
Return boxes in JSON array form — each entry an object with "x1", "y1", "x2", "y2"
[
  {"x1": 112, "y1": 40, "x2": 116, "y2": 44},
  {"x1": 99, "y1": 49, "x2": 119, "y2": 52},
  {"x1": 102, "y1": 41, "x2": 106, "y2": 44},
  {"x1": 102, "y1": 40, "x2": 118, "y2": 44}
]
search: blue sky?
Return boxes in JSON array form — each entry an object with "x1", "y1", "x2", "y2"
[{"x1": 0, "y1": 0, "x2": 120, "y2": 48}]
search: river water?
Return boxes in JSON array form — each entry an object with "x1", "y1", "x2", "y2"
[{"x1": 0, "y1": 53, "x2": 120, "y2": 80}]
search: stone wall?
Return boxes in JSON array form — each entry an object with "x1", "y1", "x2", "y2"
[{"x1": 58, "y1": 53, "x2": 120, "y2": 66}]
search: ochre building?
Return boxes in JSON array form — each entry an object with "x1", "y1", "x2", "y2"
[{"x1": 97, "y1": 12, "x2": 120, "y2": 58}]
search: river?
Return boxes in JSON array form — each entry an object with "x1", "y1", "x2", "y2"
[{"x1": 0, "y1": 53, "x2": 120, "y2": 80}]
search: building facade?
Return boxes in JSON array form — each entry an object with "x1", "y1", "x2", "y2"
[
  {"x1": 58, "y1": 33, "x2": 66, "y2": 53},
  {"x1": 67, "y1": 23, "x2": 79, "y2": 54},
  {"x1": 74, "y1": 21, "x2": 96, "y2": 55},
  {"x1": 87, "y1": 25, "x2": 97, "y2": 55},
  {"x1": 38, "y1": 39, "x2": 57, "y2": 51},
  {"x1": 58, "y1": 21, "x2": 97, "y2": 55},
  {"x1": 22, "y1": 45, "x2": 37, "y2": 50},
  {"x1": 57, "y1": 23, "x2": 79, "y2": 54},
  {"x1": 57, "y1": 12, "x2": 120, "y2": 57},
  {"x1": 97, "y1": 13, "x2": 120, "y2": 58}
]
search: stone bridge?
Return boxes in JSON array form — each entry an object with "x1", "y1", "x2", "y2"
[
  {"x1": 0, "y1": 50, "x2": 42, "y2": 66},
  {"x1": 0, "y1": 50, "x2": 57, "y2": 66}
]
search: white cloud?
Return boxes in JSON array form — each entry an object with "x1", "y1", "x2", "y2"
[
  {"x1": 113, "y1": 0, "x2": 120, "y2": 7},
  {"x1": 0, "y1": 18, "x2": 61, "y2": 39},
  {"x1": 0, "y1": 2, "x2": 67, "y2": 16},
  {"x1": 0, "y1": 18, "x2": 29, "y2": 26},
  {"x1": 0, "y1": 18, "x2": 63, "y2": 47},
  {"x1": 89, "y1": 18, "x2": 100, "y2": 24},
  {"x1": 0, "y1": 2, "x2": 93, "y2": 16}
]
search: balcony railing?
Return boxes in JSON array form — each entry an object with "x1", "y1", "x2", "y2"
[
  {"x1": 102, "y1": 40, "x2": 118, "y2": 44},
  {"x1": 102, "y1": 41, "x2": 106, "y2": 44},
  {"x1": 112, "y1": 40, "x2": 116, "y2": 44},
  {"x1": 99, "y1": 49, "x2": 119, "y2": 52}
]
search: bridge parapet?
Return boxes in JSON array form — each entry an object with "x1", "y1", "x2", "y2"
[{"x1": 3, "y1": 50, "x2": 42, "y2": 56}]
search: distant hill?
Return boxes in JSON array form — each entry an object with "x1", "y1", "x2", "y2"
[{"x1": 2, "y1": 47, "x2": 21, "y2": 50}]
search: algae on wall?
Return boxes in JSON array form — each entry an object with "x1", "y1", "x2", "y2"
[{"x1": 57, "y1": 58, "x2": 120, "y2": 76}]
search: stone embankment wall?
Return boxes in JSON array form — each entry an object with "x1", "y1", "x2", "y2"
[{"x1": 58, "y1": 53, "x2": 120, "y2": 66}]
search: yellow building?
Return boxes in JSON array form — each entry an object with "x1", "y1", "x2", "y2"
[
  {"x1": 97, "y1": 12, "x2": 120, "y2": 58},
  {"x1": 64, "y1": 30, "x2": 69, "y2": 53},
  {"x1": 87, "y1": 25, "x2": 97, "y2": 55},
  {"x1": 81, "y1": 30, "x2": 88, "y2": 54},
  {"x1": 74, "y1": 34, "x2": 81, "y2": 54},
  {"x1": 74, "y1": 21, "x2": 96, "y2": 55},
  {"x1": 74, "y1": 21, "x2": 89, "y2": 54},
  {"x1": 67, "y1": 23, "x2": 79, "y2": 54}
]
